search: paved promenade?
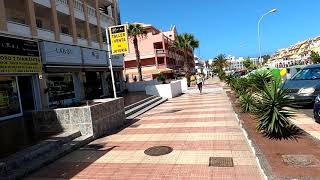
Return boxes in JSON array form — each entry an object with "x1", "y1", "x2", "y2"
[{"x1": 27, "y1": 79, "x2": 264, "y2": 180}]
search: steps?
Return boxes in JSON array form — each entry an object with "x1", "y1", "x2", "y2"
[
  {"x1": 125, "y1": 96, "x2": 167, "y2": 120},
  {"x1": 0, "y1": 131, "x2": 93, "y2": 180}
]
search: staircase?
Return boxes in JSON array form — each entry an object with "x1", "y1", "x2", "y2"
[
  {"x1": 0, "y1": 131, "x2": 93, "y2": 180},
  {"x1": 125, "y1": 96, "x2": 167, "y2": 120}
]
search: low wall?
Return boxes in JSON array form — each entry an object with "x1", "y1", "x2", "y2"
[
  {"x1": 32, "y1": 98, "x2": 125, "y2": 138},
  {"x1": 172, "y1": 78, "x2": 188, "y2": 93},
  {"x1": 146, "y1": 81, "x2": 182, "y2": 99},
  {"x1": 127, "y1": 80, "x2": 160, "y2": 92}
]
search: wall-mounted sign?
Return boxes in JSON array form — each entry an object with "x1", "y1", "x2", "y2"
[
  {"x1": 111, "y1": 54, "x2": 124, "y2": 67},
  {"x1": 40, "y1": 41, "x2": 81, "y2": 65},
  {"x1": 82, "y1": 48, "x2": 108, "y2": 66},
  {"x1": 0, "y1": 36, "x2": 41, "y2": 73},
  {"x1": 108, "y1": 25, "x2": 129, "y2": 55}
]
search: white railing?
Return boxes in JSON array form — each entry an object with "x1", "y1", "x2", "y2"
[
  {"x1": 56, "y1": 0, "x2": 70, "y2": 14},
  {"x1": 60, "y1": 33, "x2": 73, "y2": 43},
  {"x1": 73, "y1": 0, "x2": 84, "y2": 12},
  {"x1": 100, "y1": 12, "x2": 114, "y2": 27},
  {"x1": 37, "y1": 28, "x2": 55, "y2": 40},
  {"x1": 7, "y1": 21, "x2": 31, "y2": 37},
  {"x1": 87, "y1": 6, "x2": 96, "y2": 17},
  {"x1": 78, "y1": 38, "x2": 88, "y2": 46},
  {"x1": 91, "y1": 41, "x2": 100, "y2": 49}
]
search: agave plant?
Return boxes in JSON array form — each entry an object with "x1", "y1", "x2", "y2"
[
  {"x1": 247, "y1": 70, "x2": 274, "y2": 93},
  {"x1": 255, "y1": 81, "x2": 303, "y2": 140},
  {"x1": 232, "y1": 77, "x2": 249, "y2": 96},
  {"x1": 225, "y1": 75, "x2": 235, "y2": 86},
  {"x1": 239, "y1": 92, "x2": 255, "y2": 113}
]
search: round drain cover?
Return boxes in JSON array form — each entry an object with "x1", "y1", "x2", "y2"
[{"x1": 144, "y1": 146, "x2": 173, "y2": 156}]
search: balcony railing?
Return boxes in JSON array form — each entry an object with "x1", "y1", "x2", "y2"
[
  {"x1": 87, "y1": 6, "x2": 96, "y2": 17},
  {"x1": 57, "y1": 0, "x2": 68, "y2": 5},
  {"x1": 7, "y1": 21, "x2": 31, "y2": 37},
  {"x1": 100, "y1": 12, "x2": 114, "y2": 28},
  {"x1": 37, "y1": 28, "x2": 55, "y2": 40},
  {"x1": 56, "y1": 0, "x2": 70, "y2": 14},
  {"x1": 73, "y1": 0, "x2": 83, "y2": 12}
]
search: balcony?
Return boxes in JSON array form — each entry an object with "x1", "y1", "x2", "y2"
[
  {"x1": 33, "y1": 0, "x2": 51, "y2": 8},
  {"x1": 78, "y1": 38, "x2": 88, "y2": 46},
  {"x1": 91, "y1": 41, "x2": 100, "y2": 49},
  {"x1": 60, "y1": 33, "x2": 73, "y2": 44},
  {"x1": 100, "y1": 13, "x2": 114, "y2": 28},
  {"x1": 7, "y1": 21, "x2": 31, "y2": 37},
  {"x1": 37, "y1": 28, "x2": 55, "y2": 40},
  {"x1": 56, "y1": 0, "x2": 70, "y2": 15},
  {"x1": 73, "y1": 0, "x2": 85, "y2": 20},
  {"x1": 87, "y1": 6, "x2": 97, "y2": 25}
]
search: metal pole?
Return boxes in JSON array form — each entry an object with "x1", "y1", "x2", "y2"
[
  {"x1": 258, "y1": 9, "x2": 277, "y2": 62},
  {"x1": 106, "y1": 28, "x2": 117, "y2": 98}
]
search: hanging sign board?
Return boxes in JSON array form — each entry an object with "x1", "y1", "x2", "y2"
[
  {"x1": 108, "y1": 25, "x2": 129, "y2": 55},
  {"x1": 0, "y1": 36, "x2": 41, "y2": 73}
]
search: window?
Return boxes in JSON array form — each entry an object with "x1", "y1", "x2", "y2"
[
  {"x1": 46, "y1": 74, "x2": 75, "y2": 107},
  {"x1": 0, "y1": 76, "x2": 21, "y2": 120},
  {"x1": 60, "y1": 26, "x2": 69, "y2": 34},
  {"x1": 36, "y1": 19, "x2": 43, "y2": 28}
]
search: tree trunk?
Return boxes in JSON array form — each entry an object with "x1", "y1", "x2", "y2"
[
  {"x1": 133, "y1": 36, "x2": 142, "y2": 81},
  {"x1": 183, "y1": 48, "x2": 191, "y2": 87}
]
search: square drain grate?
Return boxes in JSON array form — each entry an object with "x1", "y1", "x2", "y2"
[
  {"x1": 130, "y1": 124, "x2": 140, "y2": 128},
  {"x1": 209, "y1": 157, "x2": 234, "y2": 167}
]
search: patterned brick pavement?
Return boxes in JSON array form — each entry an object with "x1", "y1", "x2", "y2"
[{"x1": 27, "y1": 79, "x2": 264, "y2": 180}]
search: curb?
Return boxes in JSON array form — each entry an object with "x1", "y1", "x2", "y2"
[{"x1": 224, "y1": 90, "x2": 270, "y2": 180}]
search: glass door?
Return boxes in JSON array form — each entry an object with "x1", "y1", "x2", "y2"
[{"x1": 0, "y1": 76, "x2": 22, "y2": 121}]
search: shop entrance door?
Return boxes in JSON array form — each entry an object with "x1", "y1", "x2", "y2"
[{"x1": 18, "y1": 76, "x2": 35, "y2": 113}]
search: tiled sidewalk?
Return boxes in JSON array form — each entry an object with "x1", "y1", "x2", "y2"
[{"x1": 27, "y1": 79, "x2": 264, "y2": 180}]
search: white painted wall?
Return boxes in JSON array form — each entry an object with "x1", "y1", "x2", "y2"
[
  {"x1": 127, "y1": 80, "x2": 160, "y2": 92},
  {"x1": 146, "y1": 81, "x2": 182, "y2": 99}
]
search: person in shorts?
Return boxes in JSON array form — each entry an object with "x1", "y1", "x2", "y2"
[{"x1": 196, "y1": 73, "x2": 204, "y2": 94}]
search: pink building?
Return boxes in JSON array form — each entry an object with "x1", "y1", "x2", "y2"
[{"x1": 124, "y1": 23, "x2": 194, "y2": 82}]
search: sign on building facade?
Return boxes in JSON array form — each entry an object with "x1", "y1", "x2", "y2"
[{"x1": 0, "y1": 36, "x2": 41, "y2": 73}]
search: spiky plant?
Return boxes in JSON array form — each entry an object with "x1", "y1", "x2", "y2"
[
  {"x1": 239, "y1": 92, "x2": 255, "y2": 113},
  {"x1": 225, "y1": 75, "x2": 235, "y2": 86},
  {"x1": 255, "y1": 81, "x2": 303, "y2": 140},
  {"x1": 247, "y1": 70, "x2": 273, "y2": 93}
]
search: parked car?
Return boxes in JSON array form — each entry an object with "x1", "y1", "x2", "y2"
[
  {"x1": 285, "y1": 65, "x2": 306, "y2": 80},
  {"x1": 314, "y1": 95, "x2": 320, "y2": 123},
  {"x1": 282, "y1": 64, "x2": 320, "y2": 106},
  {"x1": 232, "y1": 70, "x2": 247, "y2": 77}
]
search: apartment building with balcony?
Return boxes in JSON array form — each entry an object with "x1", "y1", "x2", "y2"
[
  {"x1": 270, "y1": 35, "x2": 320, "y2": 67},
  {"x1": 124, "y1": 23, "x2": 194, "y2": 82},
  {"x1": 0, "y1": 0, "x2": 123, "y2": 157}
]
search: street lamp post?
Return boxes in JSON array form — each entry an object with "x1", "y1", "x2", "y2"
[{"x1": 258, "y1": 8, "x2": 277, "y2": 62}]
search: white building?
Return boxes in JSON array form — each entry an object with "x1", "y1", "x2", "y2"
[{"x1": 225, "y1": 56, "x2": 261, "y2": 71}]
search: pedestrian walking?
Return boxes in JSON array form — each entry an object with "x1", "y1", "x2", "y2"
[{"x1": 196, "y1": 73, "x2": 204, "y2": 94}]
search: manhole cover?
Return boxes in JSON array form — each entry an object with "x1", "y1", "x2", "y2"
[
  {"x1": 144, "y1": 146, "x2": 173, "y2": 156},
  {"x1": 130, "y1": 124, "x2": 140, "y2": 128},
  {"x1": 209, "y1": 157, "x2": 234, "y2": 167},
  {"x1": 282, "y1": 154, "x2": 320, "y2": 167}
]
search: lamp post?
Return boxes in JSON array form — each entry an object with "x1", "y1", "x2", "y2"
[{"x1": 258, "y1": 8, "x2": 277, "y2": 62}]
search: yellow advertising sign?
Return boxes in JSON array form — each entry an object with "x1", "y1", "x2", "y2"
[
  {"x1": 0, "y1": 54, "x2": 42, "y2": 73},
  {"x1": 108, "y1": 25, "x2": 129, "y2": 55}
]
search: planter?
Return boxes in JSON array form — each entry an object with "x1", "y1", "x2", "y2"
[
  {"x1": 145, "y1": 81, "x2": 182, "y2": 99},
  {"x1": 32, "y1": 98, "x2": 125, "y2": 138}
]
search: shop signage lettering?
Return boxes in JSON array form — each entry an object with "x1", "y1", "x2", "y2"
[
  {"x1": 0, "y1": 36, "x2": 41, "y2": 73},
  {"x1": 108, "y1": 25, "x2": 129, "y2": 55},
  {"x1": 55, "y1": 48, "x2": 72, "y2": 55}
]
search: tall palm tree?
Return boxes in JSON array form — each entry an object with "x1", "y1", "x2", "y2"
[
  {"x1": 213, "y1": 54, "x2": 228, "y2": 71},
  {"x1": 172, "y1": 33, "x2": 199, "y2": 86},
  {"x1": 128, "y1": 23, "x2": 145, "y2": 81}
]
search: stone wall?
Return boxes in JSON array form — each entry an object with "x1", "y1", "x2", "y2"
[{"x1": 32, "y1": 98, "x2": 125, "y2": 138}]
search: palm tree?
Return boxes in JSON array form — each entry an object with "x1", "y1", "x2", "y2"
[
  {"x1": 128, "y1": 23, "x2": 145, "y2": 81},
  {"x1": 172, "y1": 33, "x2": 199, "y2": 86},
  {"x1": 213, "y1": 54, "x2": 228, "y2": 71}
]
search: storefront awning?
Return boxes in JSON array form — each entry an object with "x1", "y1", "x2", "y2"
[{"x1": 125, "y1": 67, "x2": 174, "y2": 75}]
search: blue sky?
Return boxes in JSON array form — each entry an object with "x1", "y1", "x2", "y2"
[{"x1": 119, "y1": 0, "x2": 320, "y2": 60}]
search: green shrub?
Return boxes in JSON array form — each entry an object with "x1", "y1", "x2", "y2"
[
  {"x1": 239, "y1": 93, "x2": 255, "y2": 113},
  {"x1": 254, "y1": 81, "x2": 303, "y2": 140}
]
